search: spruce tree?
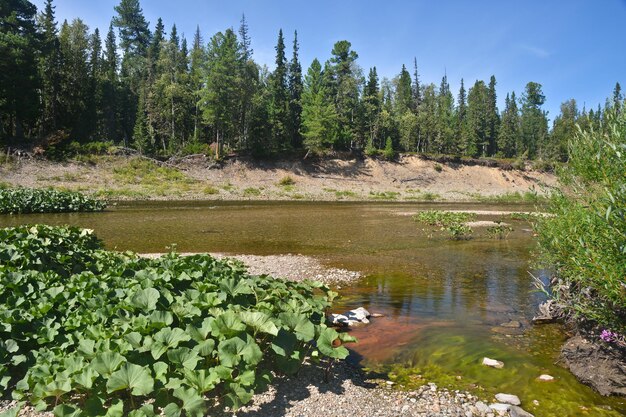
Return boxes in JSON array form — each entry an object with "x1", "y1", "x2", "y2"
[
  {"x1": 466, "y1": 80, "x2": 489, "y2": 157},
  {"x1": 268, "y1": 29, "x2": 289, "y2": 151},
  {"x1": 288, "y1": 31, "x2": 303, "y2": 148},
  {"x1": 456, "y1": 79, "x2": 467, "y2": 153},
  {"x1": 301, "y1": 58, "x2": 338, "y2": 153},
  {"x1": 328, "y1": 40, "x2": 361, "y2": 148},
  {"x1": 497, "y1": 92, "x2": 520, "y2": 158},
  {"x1": 435, "y1": 74, "x2": 455, "y2": 153},
  {"x1": 363, "y1": 67, "x2": 381, "y2": 147},
  {"x1": 395, "y1": 64, "x2": 412, "y2": 114},
  {"x1": 190, "y1": 25, "x2": 205, "y2": 142},
  {"x1": 520, "y1": 81, "x2": 548, "y2": 159},
  {"x1": 103, "y1": 22, "x2": 119, "y2": 142},
  {"x1": 37, "y1": 0, "x2": 62, "y2": 136},
  {"x1": 486, "y1": 75, "x2": 500, "y2": 156}
]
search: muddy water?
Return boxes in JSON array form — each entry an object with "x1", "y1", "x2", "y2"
[{"x1": 1, "y1": 201, "x2": 624, "y2": 416}]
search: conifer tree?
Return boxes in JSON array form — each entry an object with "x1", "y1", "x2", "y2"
[
  {"x1": 456, "y1": 79, "x2": 467, "y2": 153},
  {"x1": 466, "y1": 80, "x2": 489, "y2": 157},
  {"x1": 102, "y1": 22, "x2": 119, "y2": 142},
  {"x1": 395, "y1": 64, "x2": 413, "y2": 114},
  {"x1": 497, "y1": 92, "x2": 520, "y2": 158},
  {"x1": 301, "y1": 58, "x2": 338, "y2": 153},
  {"x1": 435, "y1": 74, "x2": 455, "y2": 153},
  {"x1": 328, "y1": 40, "x2": 361, "y2": 148},
  {"x1": 37, "y1": 0, "x2": 62, "y2": 136},
  {"x1": 520, "y1": 82, "x2": 548, "y2": 159},
  {"x1": 363, "y1": 67, "x2": 381, "y2": 147},
  {"x1": 268, "y1": 29, "x2": 289, "y2": 151},
  {"x1": 486, "y1": 75, "x2": 500, "y2": 155},
  {"x1": 288, "y1": 31, "x2": 303, "y2": 148}
]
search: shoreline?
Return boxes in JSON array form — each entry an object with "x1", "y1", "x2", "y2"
[{"x1": 0, "y1": 154, "x2": 556, "y2": 203}]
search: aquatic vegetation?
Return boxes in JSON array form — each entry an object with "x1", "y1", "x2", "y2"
[
  {"x1": 0, "y1": 187, "x2": 106, "y2": 214},
  {"x1": 486, "y1": 222, "x2": 514, "y2": 239},
  {"x1": 413, "y1": 211, "x2": 475, "y2": 240},
  {"x1": 0, "y1": 225, "x2": 354, "y2": 415}
]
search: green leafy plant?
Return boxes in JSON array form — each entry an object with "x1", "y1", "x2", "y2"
[
  {"x1": 0, "y1": 225, "x2": 353, "y2": 415},
  {"x1": 486, "y1": 222, "x2": 513, "y2": 239},
  {"x1": 413, "y1": 210, "x2": 475, "y2": 240},
  {"x1": 0, "y1": 187, "x2": 106, "y2": 214}
]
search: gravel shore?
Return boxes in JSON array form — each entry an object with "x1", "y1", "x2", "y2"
[{"x1": 140, "y1": 252, "x2": 362, "y2": 285}]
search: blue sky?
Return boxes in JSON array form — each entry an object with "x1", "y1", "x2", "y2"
[{"x1": 32, "y1": 0, "x2": 626, "y2": 122}]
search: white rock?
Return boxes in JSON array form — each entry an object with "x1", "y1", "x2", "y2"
[
  {"x1": 495, "y1": 393, "x2": 521, "y2": 406},
  {"x1": 329, "y1": 314, "x2": 349, "y2": 325},
  {"x1": 348, "y1": 307, "x2": 371, "y2": 321},
  {"x1": 538, "y1": 374, "x2": 554, "y2": 381},
  {"x1": 489, "y1": 403, "x2": 511, "y2": 415},
  {"x1": 475, "y1": 401, "x2": 491, "y2": 414},
  {"x1": 509, "y1": 405, "x2": 535, "y2": 417},
  {"x1": 482, "y1": 357, "x2": 504, "y2": 368}
]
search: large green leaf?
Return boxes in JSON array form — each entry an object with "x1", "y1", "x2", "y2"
[
  {"x1": 316, "y1": 327, "x2": 349, "y2": 359},
  {"x1": 90, "y1": 351, "x2": 125, "y2": 377},
  {"x1": 166, "y1": 347, "x2": 200, "y2": 370},
  {"x1": 106, "y1": 363, "x2": 154, "y2": 396},
  {"x1": 211, "y1": 311, "x2": 246, "y2": 337},
  {"x1": 172, "y1": 387, "x2": 205, "y2": 417},
  {"x1": 131, "y1": 288, "x2": 160, "y2": 312},
  {"x1": 239, "y1": 311, "x2": 278, "y2": 336},
  {"x1": 150, "y1": 327, "x2": 190, "y2": 359},
  {"x1": 217, "y1": 335, "x2": 262, "y2": 367},
  {"x1": 278, "y1": 312, "x2": 315, "y2": 341}
]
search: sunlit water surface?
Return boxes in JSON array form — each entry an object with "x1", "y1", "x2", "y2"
[{"x1": 2, "y1": 201, "x2": 624, "y2": 416}]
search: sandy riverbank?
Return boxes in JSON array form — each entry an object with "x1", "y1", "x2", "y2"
[{"x1": 0, "y1": 154, "x2": 556, "y2": 202}]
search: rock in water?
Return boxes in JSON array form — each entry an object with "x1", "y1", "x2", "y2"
[
  {"x1": 482, "y1": 357, "x2": 504, "y2": 368},
  {"x1": 329, "y1": 314, "x2": 350, "y2": 326},
  {"x1": 561, "y1": 335, "x2": 626, "y2": 396},
  {"x1": 347, "y1": 307, "x2": 370, "y2": 321},
  {"x1": 538, "y1": 374, "x2": 554, "y2": 381},
  {"x1": 500, "y1": 320, "x2": 522, "y2": 328},
  {"x1": 509, "y1": 405, "x2": 535, "y2": 417},
  {"x1": 495, "y1": 393, "x2": 521, "y2": 406}
]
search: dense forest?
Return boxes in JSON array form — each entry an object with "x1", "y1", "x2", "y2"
[{"x1": 1, "y1": 0, "x2": 623, "y2": 161}]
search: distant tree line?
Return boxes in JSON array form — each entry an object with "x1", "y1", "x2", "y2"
[{"x1": 1, "y1": 0, "x2": 623, "y2": 161}]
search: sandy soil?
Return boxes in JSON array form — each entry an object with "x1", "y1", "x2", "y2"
[
  {"x1": 0, "y1": 154, "x2": 557, "y2": 201},
  {"x1": 140, "y1": 252, "x2": 362, "y2": 285}
]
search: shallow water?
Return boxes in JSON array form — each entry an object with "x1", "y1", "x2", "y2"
[{"x1": 1, "y1": 201, "x2": 624, "y2": 416}]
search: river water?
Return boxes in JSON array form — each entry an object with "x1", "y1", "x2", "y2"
[{"x1": 1, "y1": 201, "x2": 624, "y2": 416}]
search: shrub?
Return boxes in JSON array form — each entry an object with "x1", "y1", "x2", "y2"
[
  {"x1": 278, "y1": 176, "x2": 295, "y2": 186},
  {"x1": 382, "y1": 137, "x2": 395, "y2": 161},
  {"x1": 0, "y1": 225, "x2": 354, "y2": 415},
  {"x1": 0, "y1": 187, "x2": 106, "y2": 214},
  {"x1": 243, "y1": 187, "x2": 261, "y2": 197},
  {"x1": 434, "y1": 163, "x2": 443, "y2": 172},
  {"x1": 535, "y1": 108, "x2": 626, "y2": 333}
]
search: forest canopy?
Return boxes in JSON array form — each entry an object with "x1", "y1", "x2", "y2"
[{"x1": 0, "y1": 0, "x2": 623, "y2": 161}]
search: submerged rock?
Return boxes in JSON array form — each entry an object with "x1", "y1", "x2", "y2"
[
  {"x1": 482, "y1": 357, "x2": 505, "y2": 368},
  {"x1": 509, "y1": 405, "x2": 535, "y2": 417},
  {"x1": 538, "y1": 374, "x2": 554, "y2": 381},
  {"x1": 495, "y1": 393, "x2": 521, "y2": 406},
  {"x1": 500, "y1": 320, "x2": 522, "y2": 328},
  {"x1": 561, "y1": 335, "x2": 626, "y2": 396}
]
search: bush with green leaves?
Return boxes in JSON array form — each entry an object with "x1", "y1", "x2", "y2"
[
  {"x1": 413, "y1": 211, "x2": 475, "y2": 240},
  {"x1": 535, "y1": 108, "x2": 626, "y2": 334},
  {"x1": 0, "y1": 225, "x2": 354, "y2": 416},
  {"x1": 0, "y1": 188, "x2": 106, "y2": 214}
]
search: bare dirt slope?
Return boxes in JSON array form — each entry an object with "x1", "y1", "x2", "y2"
[{"x1": 0, "y1": 154, "x2": 556, "y2": 201}]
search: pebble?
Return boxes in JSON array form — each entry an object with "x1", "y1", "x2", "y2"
[
  {"x1": 495, "y1": 393, "x2": 521, "y2": 406},
  {"x1": 482, "y1": 357, "x2": 505, "y2": 368}
]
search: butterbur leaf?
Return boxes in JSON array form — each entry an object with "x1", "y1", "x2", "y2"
[
  {"x1": 224, "y1": 383, "x2": 253, "y2": 410},
  {"x1": 106, "y1": 363, "x2": 154, "y2": 396},
  {"x1": 73, "y1": 367, "x2": 98, "y2": 389},
  {"x1": 218, "y1": 335, "x2": 262, "y2": 367},
  {"x1": 173, "y1": 387, "x2": 205, "y2": 417},
  {"x1": 128, "y1": 405, "x2": 157, "y2": 417},
  {"x1": 211, "y1": 311, "x2": 246, "y2": 337},
  {"x1": 131, "y1": 288, "x2": 160, "y2": 312},
  {"x1": 182, "y1": 369, "x2": 220, "y2": 393},
  {"x1": 271, "y1": 329, "x2": 298, "y2": 357},
  {"x1": 278, "y1": 312, "x2": 315, "y2": 341},
  {"x1": 150, "y1": 327, "x2": 190, "y2": 359},
  {"x1": 0, "y1": 403, "x2": 22, "y2": 417},
  {"x1": 166, "y1": 347, "x2": 200, "y2": 370},
  {"x1": 186, "y1": 317, "x2": 213, "y2": 342},
  {"x1": 194, "y1": 339, "x2": 216, "y2": 357},
  {"x1": 104, "y1": 400, "x2": 124, "y2": 417},
  {"x1": 52, "y1": 404, "x2": 81, "y2": 417},
  {"x1": 316, "y1": 327, "x2": 349, "y2": 359},
  {"x1": 91, "y1": 351, "x2": 125, "y2": 376},
  {"x1": 153, "y1": 361, "x2": 168, "y2": 384},
  {"x1": 124, "y1": 332, "x2": 143, "y2": 348},
  {"x1": 44, "y1": 379, "x2": 72, "y2": 398},
  {"x1": 239, "y1": 311, "x2": 278, "y2": 336},
  {"x1": 149, "y1": 311, "x2": 173, "y2": 328},
  {"x1": 219, "y1": 277, "x2": 253, "y2": 297},
  {"x1": 162, "y1": 403, "x2": 182, "y2": 417}
]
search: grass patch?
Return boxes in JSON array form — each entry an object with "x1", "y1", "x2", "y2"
[
  {"x1": 369, "y1": 191, "x2": 400, "y2": 200},
  {"x1": 334, "y1": 190, "x2": 358, "y2": 199},
  {"x1": 93, "y1": 188, "x2": 147, "y2": 199},
  {"x1": 113, "y1": 158, "x2": 195, "y2": 187},
  {"x1": 278, "y1": 175, "x2": 295, "y2": 186},
  {"x1": 203, "y1": 185, "x2": 219, "y2": 195},
  {"x1": 243, "y1": 187, "x2": 261, "y2": 197},
  {"x1": 473, "y1": 191, "x2": 543, "y2": 203}
]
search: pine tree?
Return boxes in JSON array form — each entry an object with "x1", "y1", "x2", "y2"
[
  {"x1": 466, "y1": 80, "x2": 489, "y2": 157},
  {"x1": 0, "y1": 0, "x2": 40, "y2": 139},
  {"x1": 435, "y1": 74, "x2": 455, "y2": 153},
  {"x1": 497, "y1": 92, "x2": 520, "y2": 158},
  {"x1": 520, "y1": 81, "x2": 548, "y2": 159},
  {"x1": 456, "y1": 79, "x2": 467, "y2": 153},
  {"x1": 268, "y1": 29, "x2": 289, "y2": 151},
  {"x1": 102, "y1": 22, "x2": 119, "y2": 142},
  {"x1": 395, "y1": 64, "x2": 412, "y2": 114},
  {"x1": 301, "y1": 58, "x2": 338, "y2": 153},
  {"x1": 486, "y1": 75, "x2": 500, "y2": 156},
  {"x1": 288, "y1": 31, "x2": 303, "y2": 148},
  {"x1": 328, "y1": 40, "x2": 361, "y2": 149},
  {"x1": 112, "y1": 0, "x2": 151, "y2": 55},
  {"x1": 37, "y1": 0, "x2": 62, "y2": 136}
]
